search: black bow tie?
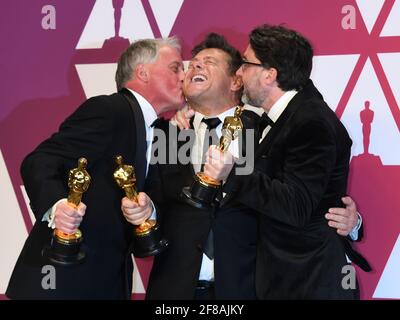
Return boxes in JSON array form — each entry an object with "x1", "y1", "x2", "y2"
[
  {"x1": 259, "y1": 113, "x2": 274, "y2": 131},
  {"x1": 202, "y1": 117, "x2": 222, "y2": 130},
  {"x1": 150, "y1": 117, "x2": 165, "y2": 128}
]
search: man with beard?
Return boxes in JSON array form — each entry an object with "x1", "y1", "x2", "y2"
[
  {"x1": 204, "y1": 25, "x2": 370, "y2": 299},
  {"x1": 122, "y1": 33, "x2": 362, "y2": 300}
]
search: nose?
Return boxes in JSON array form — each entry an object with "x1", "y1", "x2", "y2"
[
  {"x1": 236, "y1": 65, "x2": 243, "y2": 76},
  {"x1": 193, "y1": 59, "x2": 204, "y2": 70},
  {"x1": 179, "y1": 69, "x2": 185, "y2": 82}
]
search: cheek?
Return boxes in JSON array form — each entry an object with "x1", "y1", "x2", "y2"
[
  {"x1": 244, "y1": 74, "x2": 256, "y2": 89},
  {"x1": 169, "y1": 78, "x2": 182, "y2": 93}
]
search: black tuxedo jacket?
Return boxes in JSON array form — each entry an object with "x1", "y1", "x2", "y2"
[
  {"x1": 6, "y1": 89, "x2": 146, "y2": 299},
  {"x1": 224, "y1": 80, "x2": 366, "y2": 299},
  {"x1": 145, "y1": 114, "x2": 258, "y2": 300}
]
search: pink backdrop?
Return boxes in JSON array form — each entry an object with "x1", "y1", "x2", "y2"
[{"x1": 1, "y1": 0, "x2": 399, "y2": 299}]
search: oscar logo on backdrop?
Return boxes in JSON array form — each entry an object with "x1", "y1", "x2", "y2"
[
  {"x1": 352, "y1": 101, "x2": 382, "y2": 167},
  {"x1": 102, "y1": 0, "x2": 130, "y2": 52}
]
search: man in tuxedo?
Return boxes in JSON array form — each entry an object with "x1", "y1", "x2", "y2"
[
  {"x1": 122, "y1": 33, "x2": 363, "y2": 300},
  {"x1": 205, "y1": 25, "x2": 370, "y2": 299},
  {"x1": 141, "y1": 33, "x2": 253, "y2": 300},
  {"x1": 6, "y1": 37, "x2": 185, "y2": 299}
]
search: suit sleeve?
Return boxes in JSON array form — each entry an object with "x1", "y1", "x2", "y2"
[
  {"x1": 21, "y1": 96, "x2": 115, "y2": 219},
  {"x1": 224, "y1": 119, "x2": 339, "y2": 228}
]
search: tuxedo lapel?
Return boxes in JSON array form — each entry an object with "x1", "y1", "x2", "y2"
[
  {"x1": 120, "y1": 89, "x2": 147, "y2": 191},
  {"x1": 256, "y1": 92, "x2": 303, "y2": 158},
  {"x1": 179, "y1": 117, "x2": 196, "y2": 176}
]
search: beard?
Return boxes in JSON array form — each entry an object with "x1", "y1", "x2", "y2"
[{"x1": 241, "y1": 87, "x2": 264, "y2": 108}]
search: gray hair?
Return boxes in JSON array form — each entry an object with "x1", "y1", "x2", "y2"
[{"x1": 115, "y1": 37, "x2": 181, "y2": 91}]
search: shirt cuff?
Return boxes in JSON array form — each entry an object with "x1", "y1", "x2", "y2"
[
  {"x1": 348, "y1": 212, "x2": 362, "y2": 241},
  {"x1": 149, "y1": 200, "x2": 157, "y2": 220}
]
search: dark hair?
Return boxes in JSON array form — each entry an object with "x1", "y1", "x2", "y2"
[
  {"x1": 191, "y1": 33, "x2": 242, "y2": 76},
  {"x1": 249, "y1": 24, "x2": 313, "y2": 91}
]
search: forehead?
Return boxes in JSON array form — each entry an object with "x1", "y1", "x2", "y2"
[
  {"x1": 243, "y1": 45, "x2": 256, "y2": 59},
  {"x1": 192, "y1": 48, "x2": 230, "y2": 62}
]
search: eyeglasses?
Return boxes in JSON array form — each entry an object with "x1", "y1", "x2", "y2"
[{"x1": 240, "y1": 59, "x2": 264, "y2": 70}]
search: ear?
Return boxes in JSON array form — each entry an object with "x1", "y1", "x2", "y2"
[
  {"x1": 230, "y1": 74, "x2": 243, "y2": 92},
  {"x1": 134, "y1": 64, "x2": 149, "y2": 82},
  {"x1": 264, "y1": 67, "x2": 278, "y2": 85}
]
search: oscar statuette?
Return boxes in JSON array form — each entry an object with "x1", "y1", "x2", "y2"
[
  {"x1": 113, "y1": 155, "x2": 168, "y2": 257},
  {"x1": 42, "y1": 157, "x2": 91, "y2": 266},
  {"x1": 181, "y1": 106, "x2": 243, "y2": 209}
]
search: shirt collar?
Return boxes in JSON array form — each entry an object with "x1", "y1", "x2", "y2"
[
  {"x1": 126, "y1": 88, "x2": 158, "y2": 128},
  {"x1": 267, "y1": 90, "x2": 298, "y2": 123},
  {"x1": 192, "y1": 106, "x2": 237, "y2": 131}
]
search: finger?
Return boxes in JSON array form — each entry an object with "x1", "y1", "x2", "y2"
[
  {"x1": 203, "y1": 162, "x2": 216, "y2": 174},
  {"x1": 185, "y1": 108, "x2": 195, "y2": 120},
  {"x1": 325, "y1": 213, "x2": 346, "y2": 223},
  {"x1": 137, "y1": 192, "x2": 149, "y2": 207},
  {"x1": 124, "y1": 206, "x2": 149, "y2": 218},
  {"x1": 56, "y1": 202, "x2": 79, "y2": 218},
  {"x1": 57, "y1": 220, "x2": 78, "y2": 234},
  {"x1": 122, "y1": 197, "x2": 139, "y2": 209},
  {"x1": 342, "y1": 196, "x2": 356, "y2": 211},
  {"x1": 328, "y1": 207, "x2": 348, "y2": 217},
  {"x1": 124, "y1": 211, "x2": 148, "y2": 225},
  {"x1": 174, "y1": 115, "x2": 185, "y2": 130},
  {"x1": 207, "y1": 147, "x2": 223, "y2": 160},
  {"x1": 77, "y1": 203, "x2": 86, "y2": 217},
  {"x1": 328, "y1": 220, "x2": 348, "y2": 231},
  {"x1": 176, "y1": 109, "x2": 185, "y2": 124},
  {"x1": 336, "y1": 229, "x2": 348, "y2": 236},
  {"x1": 62, "y1": 214, "x2": 82, "y2": 227},
  {"x1": 204, "y1": 164, "x2": 219, "y2": 180},
  {"x1": 127, "y1": 217, "x2": 147, "y2": 226},
  {"x1": 63, "y1": 206, "x2": 81, "y2": 218},
  {"x1": 56, "y1": 211, "x2": 77, "y2": 224}
]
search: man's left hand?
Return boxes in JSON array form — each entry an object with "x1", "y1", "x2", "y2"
[{"x1": 325, "y1": 196, "x2": 358, "y2": 236}]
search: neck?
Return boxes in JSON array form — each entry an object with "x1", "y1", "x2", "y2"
[
  {"x1": 125, "y1": 83, "x2": 162, "y2": 115},
  {"x1": 188, "y1": 98, "x2": 237, "y2": 117},
  {"x1": 262, "y1": 87, "x2": 285, "y2": 113}
]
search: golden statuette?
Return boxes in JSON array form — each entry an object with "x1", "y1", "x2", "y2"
[
  {"x1": 196, "y1": 106, "x2": 243, "y2": 186},
  {"x1": 113, "y1": 155, "x2": 168, "y2": 257},
  {"x1": 181, "y1": 106, "x2": 243, "y2": 209},
  {"x1": 43, "y1": 157, "x2": 91, "y2": 266},
  {"x1": 67, "y1": 157, "x2": 91, "y2": 207},
  {"x1": 218, "y1": 106, "x2": 243, "y2": 152},
  {"x1": 55, "y1": 157, "x2": 91, "y2": 241},
  {"x1": 114, "y1": 156, "x2": 154, "y2": 234}
]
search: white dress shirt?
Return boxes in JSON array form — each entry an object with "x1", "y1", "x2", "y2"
[
  {"x1": 191, "y1": 106, "x2": 240, "y2": 281},
  {"x1": 260, "y1": 90, "x2": 298, "y2": 142},
  {"x1": 44, "y1": 88, "x2": 158, "y2": 224}
]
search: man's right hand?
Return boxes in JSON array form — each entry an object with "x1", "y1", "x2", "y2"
[
  {"x1": 170, "y1": 104, "x2": 195, "y2": 130},
  {"x1": 54, "y1": 200, "x2": 86, "y2": 234},
  {"x1": 121, "y1": 193, "x2": 153, "y2": 226}
]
